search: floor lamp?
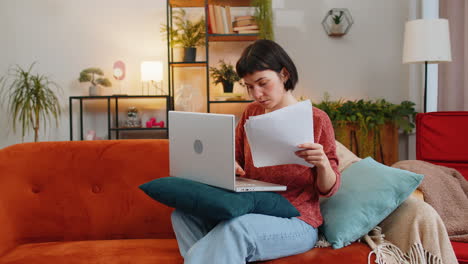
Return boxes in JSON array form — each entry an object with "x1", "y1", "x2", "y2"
[{"x1": 402, "y1": 19, "x2": 452, "y2": 113}]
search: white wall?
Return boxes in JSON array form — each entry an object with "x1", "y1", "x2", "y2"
[
  {"x1": 0, "y1": 0, "x2": 413, "y2": 153},
  {"x1": 274, "y1": 0, "x2": 410, "y2": 103},
  {"x1": 0, "y1": 0, "x2": 167, "y2": 146}
]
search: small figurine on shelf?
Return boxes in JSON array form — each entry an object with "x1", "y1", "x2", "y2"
[
  {"x1": 146, "y1": 117, "x2": 165, "y2": 128},
  {"x1": 125, "y1": 107, "x2": 142, "y2": 128},
  {"x1": 85, "y1": 130, "x2": 103, "y2": 140}
]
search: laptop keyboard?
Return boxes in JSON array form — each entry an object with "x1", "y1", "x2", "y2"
[{"x1": 236, "y1": 177, "x2": 256, "y2": 187}]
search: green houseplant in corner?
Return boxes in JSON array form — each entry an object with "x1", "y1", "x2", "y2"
[
  {"x1": 78, "y1": 67, "x2": 112, "y2": 96},
  {"x1": 0, "y1": 63, "x2": 61, "y2": 142},
  {"x1": 209, "y1": 60, "x2": 242, "y2": 94},
  {"x1": 161, "y1": 9, "x2": 205, "y2": 62},
  {"x1": 312, "y1": 93, "x2": 417, "y2": 165},
  {"x1": 251, "y1": 0, "x2": 274, "y2": 40}
]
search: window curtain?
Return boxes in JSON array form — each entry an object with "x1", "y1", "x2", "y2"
[{"x1": 438, "y1": 0, "x2": 468, "y2": 111}]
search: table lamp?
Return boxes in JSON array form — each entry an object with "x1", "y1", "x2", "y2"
[
  {"x1": 141, "y1": 61, "x2": 164, "y2": 95},
  {"x1": 402, "y1": 19, "x2": 452, "y2": 112}
]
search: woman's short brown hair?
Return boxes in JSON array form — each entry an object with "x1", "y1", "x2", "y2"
[{"x1": 236, "y1": 39, "x2": 298, "y2": 91}]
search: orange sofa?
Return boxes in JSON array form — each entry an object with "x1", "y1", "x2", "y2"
[{"x1": 0, "y1": 140, "x2": 373, "y2": 263}]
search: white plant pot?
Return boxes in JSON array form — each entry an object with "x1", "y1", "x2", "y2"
[
  {"x1": 330, "y1": 23, "x2": 344, "y2": 34},
  {"x1": 89, "y1": 85, "x2": 100, "y2": 96}
]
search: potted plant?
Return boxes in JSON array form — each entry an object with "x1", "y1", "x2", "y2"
[
  {"x1": 0, "y1": 63, "x2": 61, "y2": 142},
  {"x1": 330, "y1": 10, "x2": 344, "y2": 35},
  {"x1": 78, "y1": 68, "x2": 112, "y2": 96},
  {"x1": 312, "y1": 93, "x2": 417, "y2": 165},
  {"x1": 209, "y1": 60, "x2": 241, "y2": 94},
  {"x1": 252, "y1": 0, "x2": 274, "y2": 40},
  {"x1": 162, "y1": 9, "x2": 205, "y2": 62}
]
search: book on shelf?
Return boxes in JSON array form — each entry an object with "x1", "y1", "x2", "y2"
[
  {"x1": 214, "y1": 5, "x2": 224, "y2": 34},
  {"x1": 220, "y1": 6, "x2": 229, "y2": 34},
  {"x1": 235, "y1": 29, "x2": 260, "y2": 34},
  {"x1": 208, "y1": 5, "x2": 217, "y2": 34},
  {"x1": 225, "y1": 6, "x2": 234, "y2": 33},
  {"x1": 233, "y1": 25, "x2": 259, "y2": 31},
  {"x1": 234, "y1": 15, "x2": 255, "y2": 21}
]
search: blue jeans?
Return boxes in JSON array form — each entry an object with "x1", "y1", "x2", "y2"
[{"x1": 171, "y1": 210, "x2": 318, "y2": 264}]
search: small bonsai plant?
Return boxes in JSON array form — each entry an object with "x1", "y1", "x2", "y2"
[
  {"x1": 0, "y1": 63, "x2": 61, "y2": 142},
  {"x1": 209, "y1": 60, "x2": 241, "y2": 93},
  {"x1": 78, "y1": 68, "x2": 112, "y2": 95}
]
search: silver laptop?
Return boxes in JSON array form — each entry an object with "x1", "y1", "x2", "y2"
[{"x1": 169, "y1": 111, "x2": 286, "y2": 192}]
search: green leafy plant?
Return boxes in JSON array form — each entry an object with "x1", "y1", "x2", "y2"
[
  {"x1": 161, "y1": 9, "x2": 205, "y2": 48},
  {"x1": 312, "y1": 93, "x2": 417, "y2": 164},
  {"x1": 313, "y1": 93, "x2": 417, "y2": 134},
  {"x1": 0, "y1": 63, "x2": 61, "y2": 142},
  {"x1": 78, "y1": 68, "x2": 112, "y2": 87},
  {"x1": 331, "y1": 10, "x2": 344, "y2": 24},
  {"x1": 251, "y1": 0, "x2": 274, "y2": 40},
  {"x1": 209, "y1": 60, "x2": 241, "y2": 85}
]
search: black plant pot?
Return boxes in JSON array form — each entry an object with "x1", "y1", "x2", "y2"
[
  {"x1": 222, "y1": 81, "x2": 234, "y2": 93},
  {"x1": 183, "y1": 47, "x2": 196, "y2": 62}
]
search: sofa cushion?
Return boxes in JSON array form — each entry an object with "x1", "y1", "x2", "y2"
[
  {"x1": 139, "y1": 177, "x2": 299, "y2": 221},
  {"x1": 335, "y1": 140, "x2": 361, "y2": 172},
  {"x1": 319, "y1": 157, "x2": 424, "y2": 249},
  {"x1": 254, "y1": 242, "x2": 374, "y2": 264},
  {"x1": 0, "y1": 239, "x2": 183, "y2": 264},
  {"x1": 452, "y1": 241, "x2": 468, "y2": 264},
  {"x1": 416, "y1": 111, "x2": 468, "y2": 180}
]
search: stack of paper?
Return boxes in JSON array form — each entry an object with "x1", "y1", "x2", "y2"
[{"x1": 244, "y1": 100, "x2": 314, "y2": 168}]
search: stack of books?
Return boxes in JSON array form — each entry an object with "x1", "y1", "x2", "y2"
[
  {"x1": 233, "y1": 16, "x2": 259, "y2": 34},
  {"x1": 207, "y1": 6, "x2": 259, "y2": 35}
]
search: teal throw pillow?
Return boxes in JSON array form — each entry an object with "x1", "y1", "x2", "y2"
[
  {"x1": 139, "y1": 177, "x2": 299, "y2": 221},
  {"x1": 319, "y1": 157, "x2": 424, "y2": 249}
]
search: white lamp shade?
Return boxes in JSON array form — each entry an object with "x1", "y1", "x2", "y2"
[
  {"x1": 141, "y1": 61, "x2": 163, "y2": 81},
  {"x1": 402, "y1": 19, "x2": 452, "y2": 64}
]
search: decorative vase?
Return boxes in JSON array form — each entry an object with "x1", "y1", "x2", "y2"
[
  {"x1": 89, "y1": 85, "x2": 100, "y2": 96},
  {"x1": 222, "y1": 81, "x2": 234, "y2": 93},
  {"x1": 183, "y1": 47, "x2": 197, "y2": 62}
]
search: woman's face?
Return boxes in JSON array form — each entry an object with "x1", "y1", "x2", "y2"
[{"x1": 242, "y1": 69, "x2": 288, "y2": 111}]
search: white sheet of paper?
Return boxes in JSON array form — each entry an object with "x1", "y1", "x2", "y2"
[{"x1": 244, "y1": 100, "x2": 314, "y2": 168}]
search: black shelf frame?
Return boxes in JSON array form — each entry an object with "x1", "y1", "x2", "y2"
[
  {"x1": 166, "y1": 0, "x2": 257, "y2": 114},
  {"x1": 69, "y1": 95, "x2": 171, "y2": 141}
]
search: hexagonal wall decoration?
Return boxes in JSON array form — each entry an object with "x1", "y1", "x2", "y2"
[{"x1": 322, "y1": 8, "x2": 353, "y2": 37}]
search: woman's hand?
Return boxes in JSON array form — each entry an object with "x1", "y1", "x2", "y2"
[
  {"x1": 235, "y1": 161, "x2": 246, "y2": 176},
  {"x1": 296, "y1": 142, "x2": 337, "y2": 194},
  {"x1": 295, "y1": 142, "x2": 330, "y2": 169}
]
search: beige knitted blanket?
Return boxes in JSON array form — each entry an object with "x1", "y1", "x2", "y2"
[
  {"x1": 392, "y1": 160, "x2": 468, "y2": 242},
  {"x1": 363, "y1": 196, "x2": 458, "y2": 264}
]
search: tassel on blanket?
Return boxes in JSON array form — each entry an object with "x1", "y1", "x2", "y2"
[
  {"x1": 363, "y1": 227, "x2": 443, "y2": 264},
  {"x1": 363, "y1": 227, "x2": 407, "y2": 264},
  {"x1": 314, "y1": 233, "x2": 332, "y2": 248}
]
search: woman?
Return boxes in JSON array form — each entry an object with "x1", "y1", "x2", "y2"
[{"x1": 171, "y1": 39, "x2": 341, "y2": 264}]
